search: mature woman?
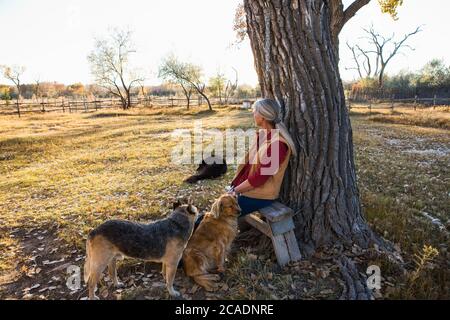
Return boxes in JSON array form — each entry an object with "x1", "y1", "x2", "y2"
[
  {"x1": 229, "y1": 98, "x2": 296, "y2": 216},
  {"x1": 192, "y1": 98, "x2": 296, "y2": 230}
]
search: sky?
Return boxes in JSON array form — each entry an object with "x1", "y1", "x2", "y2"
[{"x1": 0, "y1": 0, "x2": 449, "y2": 86}]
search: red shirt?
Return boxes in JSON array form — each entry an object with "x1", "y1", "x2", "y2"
[{"x1": 231, "y1": 132, "x2": 289, "y2": 188}]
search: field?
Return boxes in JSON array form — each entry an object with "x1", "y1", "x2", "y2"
[{"x1": 0, "y1": 104, "x2": 448, "y2": 300}]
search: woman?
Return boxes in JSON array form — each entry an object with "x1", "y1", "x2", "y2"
[
  {"x1": 192, "y1": 98, "x2": 296, "y2": 230},
  {"x1": 229, "y1": 98, "x2": 296, "y2": 216}
]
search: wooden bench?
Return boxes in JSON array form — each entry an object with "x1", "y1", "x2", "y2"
[{"x1": 244, "y1": 202, "x2": 302, "y2": 266}]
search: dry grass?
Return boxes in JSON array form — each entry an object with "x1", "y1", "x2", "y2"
[
  {"x1": 350, "y1": 104, "x2": 450, "y2": 129},
  {"x1": 0, "y1": 104, "x2": 448, "y2": 299}
]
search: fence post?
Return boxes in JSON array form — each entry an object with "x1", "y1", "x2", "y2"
[
  {"x1": 62, "y1": 98, "x2": 65, "y2": 113},
  {"x1": 391, "y1": 94, "x2": 395, "y2": 112},
  {"x1": 433, "y1": 95, "x2": 437, "y2": 109},
  {"x1": 368, "y1": 99, "x2": 372, "y2": 115},
  {"x1": 414, "y1": 95, "x2": 417, "y2": 111},
  {"x1": 68, "y1": 101, "x2": 72, "y2": 113}
]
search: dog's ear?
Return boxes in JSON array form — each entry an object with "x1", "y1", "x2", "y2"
[
  {"x1": 210, "y1": 198, "x2": 223, "y2": 219},
  {"x1": 187, "y1": 204, "x2": 197, "y2": 215},
  {"x1": 173, "y1": 200, "x2": 182, "y2": 210}
]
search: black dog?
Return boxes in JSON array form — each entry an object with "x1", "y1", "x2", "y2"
[{"x1": 184, "y1": 156, "x2": 227, "y2": 184}]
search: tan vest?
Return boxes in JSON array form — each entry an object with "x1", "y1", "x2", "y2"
[{"x1": 232, "y1": 133, "x2": 291, "y2": 200}]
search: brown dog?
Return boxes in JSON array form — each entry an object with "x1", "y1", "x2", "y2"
[
  {"x1": 84, "y1": 202, "x2": 198, "y2": 300},
  {"x1": 182, "y1": 194, "x2": 241, "y2": 291}
]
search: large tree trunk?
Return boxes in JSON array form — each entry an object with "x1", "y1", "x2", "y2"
[{"x1": 244, "y1": 0, "x2": 377, "y2": 256}]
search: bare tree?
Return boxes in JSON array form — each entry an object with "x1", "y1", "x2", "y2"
[
  {"x1": 1, "y1": 65, "x2": 25, "y2": 117},
  {"x1": 346, "y1": 25, "x2": 422, "y2": 86},
  {"x1": 346, "y1": 42, "x2": 368, "y2": 79},
  {"x1": 183, "y1": 63, "x2": 212, "y2": 111},
  {"x1": 34, "y1": 77, "x2": 42, "y2": 102},
  {"x1": 159, "y1": 55, "x2": 195, "y2": 109},
  {"x1": 87, "y1": 28, "x2": 144, "y2": 109},
  {"x1": 159, "y1": 55, "x2": 212, "y2": 111},
  {"x1": 224, "y1": 68, "x2": 238, "y2": 105},
  {"x1": 366, "y1": 25, "x2": 422, "y2": 87},
  {"x1": 209, "y1": 72, "x2": 226, "y2": 105}
]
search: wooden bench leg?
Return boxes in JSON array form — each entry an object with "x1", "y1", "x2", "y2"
[
  {"x1": 244, "y1": 213, "x2": 302, "y2": 267},
  {"x1": 284, "y1": 230, "x2": 302, "y2": 262},
  {"x1": 269, "y1": 218, "x2": 302, "y2": 267},
  {"x1": 271, "y1": 233, "x2": 291, "y2": 266}
]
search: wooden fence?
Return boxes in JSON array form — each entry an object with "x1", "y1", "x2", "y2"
[
  {"x1": 0, "y1": 96, "x2": 257, "y2": 116},
  {"x1": 347, "y1": 95, "x2": 450, "y2": 112}
]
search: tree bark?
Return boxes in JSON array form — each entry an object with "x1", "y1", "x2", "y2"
[
  {"x1": 244, "y1": 0, "x2": 377, "y2": 256},
  {"x1": 180, "y1": 83, "x2": 191, "y2": 110},
  {"x1": 16, "y1": 84, "x2": 21, "y2": 118},
  {"x1": 200, "y1": 91, "x2": 213, "y2": 111}
]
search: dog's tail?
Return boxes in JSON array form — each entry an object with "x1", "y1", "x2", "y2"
[{"x1": 84, "y1": 238, "x2": 92, "y2": 284}]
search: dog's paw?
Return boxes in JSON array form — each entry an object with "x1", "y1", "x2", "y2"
[
  {"x1": 169, "y1": 289, "x2": 181, "y2": 298},
  {"x1": 211, "y1": 274, "x2": 221, "y2": 281},
  {"x1": 204, "y1": 283, "x2": 219, "y2": 292}
]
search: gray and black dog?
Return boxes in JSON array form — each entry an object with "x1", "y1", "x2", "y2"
[{"x1": 84, "y1": 201, "x2": 198, "y2": 300}]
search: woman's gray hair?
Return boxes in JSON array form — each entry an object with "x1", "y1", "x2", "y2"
[{"x1": 252, "y1": 98, "x2": 297, "y2": 156}]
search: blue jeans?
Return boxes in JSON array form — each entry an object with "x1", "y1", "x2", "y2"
[{"x1": 237, "y1": 195, "x2": 275, "y2": 217}]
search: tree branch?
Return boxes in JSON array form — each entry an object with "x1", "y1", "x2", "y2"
[{"x1": 335, "y1": 0, "x2": 371, "y2": 36}]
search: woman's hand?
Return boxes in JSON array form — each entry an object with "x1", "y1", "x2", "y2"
[
  {"x1": 228, "y1": 190, "x2": 237, "y2": 197},
  {"x1": 226, "y1": 186, "x2": 237, "y2": 197}
]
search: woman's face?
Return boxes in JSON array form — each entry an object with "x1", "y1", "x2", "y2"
[{"x1": 253, "y1": 109, "x2": 265, "y2": 127}]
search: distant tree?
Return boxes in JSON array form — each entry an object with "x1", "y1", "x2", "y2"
[
  {"x1": 159, "y1": 55, "x2": 195, "y2": 109},
  {"x1": 86, "y1": 84, "x2": 105, "y2": 99},
  {"x1": 209, "y1": 72, "x2": 227, "y2": 104},
  {"x1": 40, "y1": 82, "x2": 57, "y2": 98},
  {"x1": 346, "y1": 41, "x2": 371, "y2": 79},
  {"x1": 414, "y1": 59, "x2": 450, "y2": 88},
  {"x1": 183, "y1": 63, "x2": 212, "y2": 111},
  {"x1": 66, "y1": 83, "x2": 85, "y2": 98},
  {"x1": 346, "y1": 25, "x2": 421, "y2": 87},
  {"x1": 34, "y1": 77, "x2": 41, "y2": 102},
  {"x1": 236, "y1": 84, "x2": 255, "y2": 99},
  {"x1": 148, "y1": 84, "x2": 177, "y2": 97},
  {"x1": 0, "y1": 85, "x2": 11, "y2": 101},
  {"x1": 88, "y1": 28, "x2": 144, "y2": 109},
  {"x1": 1, "y1": 65, "x2": 25, "y2": 117},
  {"x1": 159, "y1": 55, "x2": 212, "y2": 111},
  {"x1": 223, "y1": 68, "x2": 238, "y2": 104}
]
